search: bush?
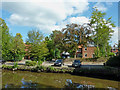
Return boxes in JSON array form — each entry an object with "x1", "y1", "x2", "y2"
[
  {"x1": 106, "y1": 55, "x2": 120, "y2": 67},
  {"x1": 25, "y1": 61, "x2": 37, "y2": 66},
  {"x1": 108, "y1": 52, "x2": 116, "y2": 57},
  {"x1": 13, "y1": 62, "x2": 18, "y2": 68},
  {"x1": 2, "y1": 65, "x2": 13, "y2": 69},
  {"x1": 47, "y1": 66, "x2": 55, "y2": 71},
  {"x1": 2, "y1": 65, "x2": 7, "y2": 68},
  {"x1": 37, "y1": 60, "x2": 43, "y2": 65}
]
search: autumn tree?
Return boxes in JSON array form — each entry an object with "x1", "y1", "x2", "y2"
[{"x1": 61, "y1": 23, "x2": 92, "y2": 58}]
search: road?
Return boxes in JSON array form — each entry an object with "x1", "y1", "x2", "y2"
[
  {"x1": 42, "y1": 61, "x2": 104, "y2": 69},
  {"x1": 2, "y1": 60, "x2": 105, "y2": 69}
]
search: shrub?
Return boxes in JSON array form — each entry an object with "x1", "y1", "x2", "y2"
[
  {"x1": 47, "y1": 66, "x2": 55, "y2": 71},
  {"x1": 37, "y1": 60, "x2": 43, "y2": 65},
  {"x1": 108, "y1": 52, "x2": 116, "y2": 57},
  {"x1": 36, "y1": 65, "x2": 46, "y2": 71},
  {"x1": 2, "y1": 65, "x2": 13, "y2": 69},
  {"x1": 13, "y1": 62, "x2": 18, "y2": 68},
  {"x1": 106, "y1": 55, "x2": 120, "y2": 67},
  {"x1": 2, "y1": 65, "x2": 7, "y2": 68},
  {"x1": 25, "y1": 61, "x2": 37, "y2": 66}
]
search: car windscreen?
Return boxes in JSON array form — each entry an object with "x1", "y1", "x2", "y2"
[
  {"x1": 74, "y1": 60, "x2": 80, "y2": 63},
  {"x1": 55, "y1": 60, "x2": 62, "y2": 62}
]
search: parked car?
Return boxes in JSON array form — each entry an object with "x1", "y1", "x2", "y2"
[
  {"x1": 72, "y1": 60, "x2": 81, "y2": 67},
  {"x1": 0, "y1": 60, "x2": 6, "y2": 64},
  {"x1": 54, "y1": 59, "x2": 63, "y2": 66}
]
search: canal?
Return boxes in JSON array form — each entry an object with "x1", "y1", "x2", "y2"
[{"x1": 2, "y1": 70, "x2": 119, "y2": 89}]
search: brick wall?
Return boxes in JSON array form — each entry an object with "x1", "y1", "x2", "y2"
[{"x1": 82, "y1": 47, "x2": 96, "y2": 58}]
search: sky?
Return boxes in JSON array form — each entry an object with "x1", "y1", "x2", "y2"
[{"x1": 1, "y1": 0, "x2": 119, "y2": 46}]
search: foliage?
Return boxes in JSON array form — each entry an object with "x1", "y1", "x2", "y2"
[
  {"x1": 1, "y1": 18, "x2": 25, "y2": 61},
  {"x1": 25, "y1": 61, "x2": 37, "y2": 66},
  {"x1": 2, "y1": 64, "x2": 18, "y2": 69},
  {"x1": 45, "y1": 31, "x2": 62, "y2": 60},
  {"x1": 54, "y1": 23, "x2": 92, "y2": 58},
  {"x1": 13, "y1": 62, "x2": 18, "y2": 68},
  {"x1": 10, "y1": 33, "x2": 25, "y2": 61},
  {"x1": 26, "y1": 30, "x2": 49, "y2": 61},
  {"x1": 36, "y1": 65, "x2": 47, "y2": 71},
  {"x1": 47, "y1": 66, "x2": 55, "y2": 71},
  {"x1": 0, "y1": 18, "x2": 13, "y2": 60},
  {"x1": 106, "y1": 55, "x2": 120, "y2": 67},
  {"x1": 90, "y1": 7, "x2": 115, "y2": 57},
  {"x1": 108, "y1": 52, "x2": 116, "y2": 57},
  {"x1": 37, "y1": 60, "x2": 43, "y2": 65}
]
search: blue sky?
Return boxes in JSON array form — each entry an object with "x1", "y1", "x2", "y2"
[{"x1": 1, "y1": 1, "x2": 119, "y2": 46}]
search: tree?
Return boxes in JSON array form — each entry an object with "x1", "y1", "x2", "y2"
[
  {"x1": 45, "y1": 36, "x2": 55, "y2": 60},
  {"x1": 11, "y1": 33, "x2": 25, "y2": 61},
  {"x1": 26, "y1": 30, "x2": 48, "y2": 61},
  {"x1": 0, "y1": 18, "x2": 13, "y2": 60},
  {"x1": 45, "y1": 30, "x2": 62, "y2": 60},
  {"x1": 90, "y1": 7, "x2": 115, "y2": 57},
  {"x1": 60, "y1": 23, "x2": 91, "y2": 58}
]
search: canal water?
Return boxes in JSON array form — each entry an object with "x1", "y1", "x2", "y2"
[{"x1": 2, "y1": 70, "x2": 119, "y2": 89}]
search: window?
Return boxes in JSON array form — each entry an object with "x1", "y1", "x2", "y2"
[
  {"x1": 85, "y1": 53, "x2": 87, "y2": 57},
  {"x1": 85, "y1": 47, "x2": 87, "y2": 51},
  {"x1": 113, "y1": 49, "x2": 116, "y2": 51},
  {"x1": 77, "y1": 48, "x2": 81, "y2": 52},
  {"x1": 92, "y1": 54, "x2": 95, "y2": 58}
]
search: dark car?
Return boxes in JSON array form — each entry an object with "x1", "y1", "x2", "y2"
[
  {"x1": 72, "y1": 60, "x2": 81, "y2": 67},
  {"x1": 54, "y1": 59, "x2": 63, "y2": 66},
  {"x1": 0, "y1": 60, "x2": 6, "y2": 64}
]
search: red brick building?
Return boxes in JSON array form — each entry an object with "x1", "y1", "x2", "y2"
[{"x1": 76, "y1": 45, "x2": 96, "y2": 58}]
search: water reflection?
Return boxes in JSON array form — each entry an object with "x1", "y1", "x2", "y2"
[
  {"x1": 21, "y1": 78, "x2": 37, "y2": 88},
  {"x1": 2, "y1": 70, "x2": 119, "y2": 89},
  {"x1": 65, "y1": 79, "x2": 117, "y2": 90},
  {"x1": 4, "y1": 78, "x2": 117, "y2": 90},
  {"x1": 5, "y1": 78, "x2": 54, "y2": 88},
  {"x1": 65, "y1": 79, "x2": 95, "y2": 89}
]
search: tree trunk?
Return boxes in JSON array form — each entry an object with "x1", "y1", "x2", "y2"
[
  {"x1": 74, "y1": 49, "x2": 77, "y2": 58},
  {"x1": 74, "y1": 54, "x2": 76, "y2": 58}
]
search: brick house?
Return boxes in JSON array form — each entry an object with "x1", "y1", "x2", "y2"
[{"x1": 76, "y1": 44, "x2": 96, "y2": 58}]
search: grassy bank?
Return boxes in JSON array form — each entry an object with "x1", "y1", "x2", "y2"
[{"x1": 2, "y1": 64, "x2": 120, "y2": 81}]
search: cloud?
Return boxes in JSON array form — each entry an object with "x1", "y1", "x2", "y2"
[
  {"x1": 2, "y1": 0, "x2": 89, "y2": 34},
  {"x1": 118, "y1": 27, "x2": 120, "y2": 40},
  {"x1": 105, "y1": 2, "x2": 113, "y2": 6},
  {"x1": 69, "y1": 16, "x2": 89, "y2": 24},
  {"x1": 93, "y1": 2, "x2": 107, "y2": 12},
  {"x1": 110, "y1": 27, "x2": 118, "y2": 46}
]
